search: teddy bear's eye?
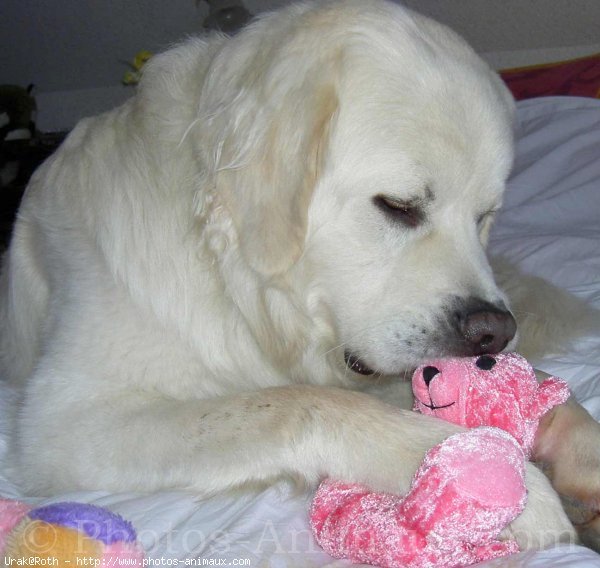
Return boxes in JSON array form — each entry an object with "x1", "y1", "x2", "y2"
[{"x1": 476, "y1": 355, "x2": 496, "y2": 370}]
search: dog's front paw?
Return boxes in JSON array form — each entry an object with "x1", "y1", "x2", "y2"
[
  {"x1": 534, "y1": 398, "x2": 600, "y2": 550},
  {"x1": 558, "y1": 494, "x2": 600, "y2": 551}
]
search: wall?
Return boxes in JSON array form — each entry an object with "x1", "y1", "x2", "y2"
[{"x1": 2, "y1": 0, "x2": 599, "y2": 131}]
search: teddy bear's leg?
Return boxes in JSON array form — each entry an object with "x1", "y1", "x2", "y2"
[
  {"x1": 399, "y1": 428, "x2": 527, "y2": 566},
  {"x1": 311, "y1": 479, "x2": 427, "y2": 568},
  {"x1": 311, "y1": 428, "x2": 527, "y2": 568}
]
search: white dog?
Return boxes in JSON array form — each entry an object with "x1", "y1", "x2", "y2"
[{"x1": 1, "y1": 0, "x2": 599, "y2": 550}]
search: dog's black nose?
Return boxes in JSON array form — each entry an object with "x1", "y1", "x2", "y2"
[{"x1": 454, "y1": 299, "x2": 517, "y2": 356}]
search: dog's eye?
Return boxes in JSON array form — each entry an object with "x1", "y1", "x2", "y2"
[{"x1": 374, "y1": 195, "x2": 424, "y2": 228}]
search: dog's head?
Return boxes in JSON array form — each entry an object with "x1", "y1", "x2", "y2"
[{"x1": 199, "y1": 0, "x2": 518, "y2": 377}]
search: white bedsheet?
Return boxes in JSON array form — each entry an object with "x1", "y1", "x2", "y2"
[{"x1": 1, "y1": 96, "x2": 600, "y2": 567}]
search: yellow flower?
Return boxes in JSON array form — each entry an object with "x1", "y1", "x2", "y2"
[
  {"x1": 133, "y1": 50, "x2": 153, "y2": 71},
  {"x1": 122, "y1": 51, "x2": 153, "y2": 86}
]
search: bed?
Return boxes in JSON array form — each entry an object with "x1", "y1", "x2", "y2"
[{"x1": 1, "y1": 94, "x2": 600, "y2": 566}]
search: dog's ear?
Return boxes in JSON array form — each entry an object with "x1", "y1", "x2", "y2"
[
  {"x1": 218, "y1": 86, "x2": 337, "y2": 275},
  {"x1": 201, "y1": 47, "x2": 339, "y2": 275}
]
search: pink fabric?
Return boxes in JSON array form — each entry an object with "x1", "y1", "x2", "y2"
[
  {"x1": 311, "y1": 353, "x2": 571, "y2": 567},
  {"x1": 311, "y1": 428, "x2": 525, "y2": 568},
  {"x1": 0, "y1": 499, "x2": 31, "y2": 552},
  {"x1": 412, "y1": 353, "x2": 570, "y2": 456}
]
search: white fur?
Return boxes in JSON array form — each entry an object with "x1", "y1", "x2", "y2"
[{"x1": 0, "y1": 0, "x2": 576, "y2": 549}]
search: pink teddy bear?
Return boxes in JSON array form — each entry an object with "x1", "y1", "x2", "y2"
[{"x1": 310, "y1": 353, "x2": 571, "y2": 568}]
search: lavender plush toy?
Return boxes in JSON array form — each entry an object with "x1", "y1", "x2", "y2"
[{"x1": 0, "y1": 499, "x2": 145, "y2": 565}]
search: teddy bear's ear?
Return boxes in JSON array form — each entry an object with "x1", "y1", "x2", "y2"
[{"x1": 534, "y1": 378, "x2": 571, "y2": 419}]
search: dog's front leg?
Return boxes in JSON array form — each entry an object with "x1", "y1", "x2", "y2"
[
  {"x1": 65, "y1": 386, "x2": 459, "y2": 496},
  {"x1": 24, "y1": 384, "x2": 574, "y2": 549}
]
